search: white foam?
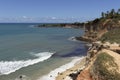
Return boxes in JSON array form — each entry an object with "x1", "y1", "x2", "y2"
[
  {"x1": 68, "y1": 36, "x2": 78, "y2": 42},
  {"x1": 0, "y1": 52, "x2": 54, "y2": 75},
  {"x1": 38, "y1": 56, "x2": 84, "y2": 80}
]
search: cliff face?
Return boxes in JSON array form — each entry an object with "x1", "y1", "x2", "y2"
[
  {"x1": 76, "y1": 8, "x2": 120, "y2": 42},
  {"x1": 82, "y1": 19, "x2": 120, "y2": 42},
  {"x1": 77, "y1": 42, "x2": 120, "y2": 80},
  {"x1": 77, "y1": 9, "x2": 120, "y2": 80}
]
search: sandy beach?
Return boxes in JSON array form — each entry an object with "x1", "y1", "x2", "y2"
[{"x1": 56, "y1": 57, "x2": 86, "y2": 80}]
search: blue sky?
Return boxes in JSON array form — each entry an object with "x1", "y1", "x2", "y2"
[{"x1": 0, "y1": 0, "x2": 120, "y2": 23}]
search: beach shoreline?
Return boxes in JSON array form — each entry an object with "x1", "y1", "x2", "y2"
[
  {"x1": 56, "y1": 57, "x2": 86, "y2": 80},
  {"x1": 38, "y1": 57, "x2": 85, "y2": 80}
]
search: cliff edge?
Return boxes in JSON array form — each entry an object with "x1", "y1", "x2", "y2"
[{"x1": 77, "y1": 42, "x2": 120, "y2": 80}]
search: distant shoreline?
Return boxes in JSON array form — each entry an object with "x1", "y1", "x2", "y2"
[{"x1": 35, "y1": 22, "x2": 84, "y2": 29}]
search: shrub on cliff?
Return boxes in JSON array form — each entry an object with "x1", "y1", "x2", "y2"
[
  {"x1": 100, "y1": 28, "x2": 120, "y2": 43},
  {"x1": 90, "y1": 53, "x2": 120, "y2": 80}
]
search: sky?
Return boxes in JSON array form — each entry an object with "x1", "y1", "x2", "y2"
[{"x1": 0, "y1": 0, "x2": 120, "y2": 23}]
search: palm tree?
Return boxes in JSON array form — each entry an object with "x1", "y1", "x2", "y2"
[
  {"x1": 106, "y1": 11, "x2": 110, "y2": 18},
  {"x1": 117, "y1": 9, "x2": 120, "y2": 14},
  {"x1": 101, "y1": 12, "x2": 105, "y2": 18},
  {"x1": 111, "y1": 9, "x2": 115, "y2": 15}
]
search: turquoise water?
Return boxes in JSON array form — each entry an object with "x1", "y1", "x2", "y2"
[{"x1": 0, "y1": 23, "x2": 87, "y2": 80}]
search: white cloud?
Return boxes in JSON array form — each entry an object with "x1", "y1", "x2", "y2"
[
  {"x1": 22, "y1": 16, "x2": 27, "y2": 19},
  {"x1": 51, "y1": 17, "x2": 56, "y2": 19},
  {"x1": 0, "y1": 17, "x2": 88, "y2": 23}
]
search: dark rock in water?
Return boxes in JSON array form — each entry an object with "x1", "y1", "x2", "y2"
[
  {"x1": 19, "y1": 75, "x2": 23, "y2": 79},
  {"x1": 50, "y1": 75, "x2": 52, "y2": 77},
  {"x1": 15, "y1": 75, "x2": 30, "y2": 80},
  {"x1": 75, "y1": 36, "x2": 94, "y2": 43}
]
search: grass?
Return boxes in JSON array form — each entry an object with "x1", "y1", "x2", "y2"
[
  {"x1": 100, "y1": 28, "x2": 120, "y2": 43},
  {"x1": 92, "y1": 53, "x2": 120, "y2": 80}
]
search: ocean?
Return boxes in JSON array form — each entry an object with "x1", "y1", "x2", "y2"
[{"x1": 0, "y1": 23, "x2": 87, "y2": 80}]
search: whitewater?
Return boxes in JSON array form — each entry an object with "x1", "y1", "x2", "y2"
[
  {"x1": 39, "y1": 56, "x2": 84, "y2": 80},
  {"x1": 0, "y1": 52, "x2": 54, "y2": 75},
  {"x1": 0, "y1": 23, "x2": 86, "y2": 80}
]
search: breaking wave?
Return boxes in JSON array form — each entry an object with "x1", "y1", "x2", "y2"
[
  {"x1": 39, "y1": 57, "x2": 84, "y2": 80},
  {"x1": 0, "y1": 52, "x2": 54, "y2": 75}
]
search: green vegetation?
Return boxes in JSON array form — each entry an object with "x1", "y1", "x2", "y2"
[
  {"x1": 37, "y1": 22, "x2": 84, "y2": 28},
  {"x1": 85, "y1": 9, "x2": 120, "y2": 31},
  {"x1": 101, "y1": 9, "x2": 120, "y2": 20},
  {"x1": 37, "y1": 9, "x2": 120, "y2": 34},
  {"x1": 83, "y1": 9, "x2": 120, "y2": 41},
  {"x1": 38, "y1": 23, "x2": 66, "y2": 27},
  {"x1": 100, "y1": 28, "x2": 120, "y2": 43},
  {"x1": 92, "y1": 53, "x2": 120, "y2": 80}
]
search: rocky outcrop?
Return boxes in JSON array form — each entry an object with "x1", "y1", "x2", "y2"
[
  {"x1": 76, "y1": 19, "x2": 120, "y2": 43},
  {"x1": 77, "y1": 41, "x2": 120, "y2": 80},
  {"x1": 76, "y1": 9, "x2": 120, "y2": 80},
  {"x1": 77, "y1": 69, "x2": 92, "y2": 80},
  {"x1": 76, "y1": 9, "x2": 120, "y2": 42},
  {"x1": 75, "y1": 36, "x2": 95, "y2": 42}
]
